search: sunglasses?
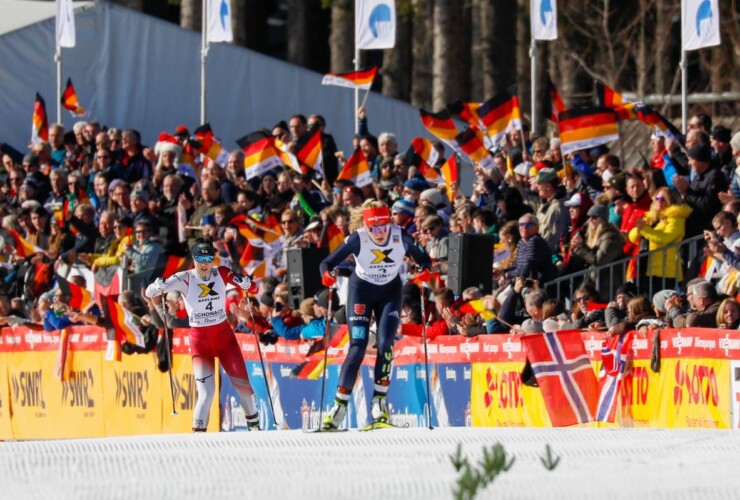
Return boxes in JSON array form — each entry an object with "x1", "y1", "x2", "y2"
[
  {"x1": 518, "y1": 222, "x2": 535, "y2": 228},
  {"x1": 281, "y1": 219, "x2": 295, "y2": 225},
  {"x1": 367, "y1": 225, "x2": 389, "y2": 234},
  {"x1": 423, "y1": 226, "x2": 437, "y2": 234},
  {"x1": 655, "y1": 196, "x2": 666, "y2": 202},
  {"x1": 575, "y1": 296, "x2": 589, "y2": 303},
  {"x1": 194, "y1": 255, "x2": 214, "y2": 263}
]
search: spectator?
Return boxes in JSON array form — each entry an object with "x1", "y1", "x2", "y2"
[
  {"x1": 716, "y1": 298, "x2": 740, "y2": 330},
  {"x1": 511, "y1": 214, "x2": 557, "y2": 285},
  {"x1": 534, "y1": 167, "x2": 569, "y2": 249},
  {"x1": 421, "y1": 215, "x2": 448, "y2": 272},
  {"x1": 570, "y1": 204, "x2": 624, "y2": 295},
  {"x1": 673, "y1": 281, "x2": 720, "y2": 328}
]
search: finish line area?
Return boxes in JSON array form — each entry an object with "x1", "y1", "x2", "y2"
[{"x1": 0, "y1": 428, "x2": 737, "y2": 499}]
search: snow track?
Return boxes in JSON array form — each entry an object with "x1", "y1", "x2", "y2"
[{"x1": 1, "y1": 427, "x2": 737, "y2": 499}]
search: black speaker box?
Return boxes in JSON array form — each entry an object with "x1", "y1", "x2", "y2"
[
  {"x1": 447, "y1": 233, "x2": 496, "y2": 295},
  {"x1": 287, "y1": 247, "x2": 329, "y2": 308}
]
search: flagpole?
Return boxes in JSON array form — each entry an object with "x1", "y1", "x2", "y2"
[
  {"x1": 354, "y1": 47, "x2": 360, "y2": 135},
  {"x1": 680, "y1": 49, "x2": 687, "y2": 134},
  {"x1": 55, "y1": 45, "x2": 62, "y2": 124},
  {"x1": 530, "y1": 38, "x2": 537, "y2": 135},
  {"x1": 200, "y1": 0, "x2": 208, "y2": 124}
]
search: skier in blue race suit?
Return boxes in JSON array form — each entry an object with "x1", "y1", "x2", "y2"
[{"x1": 319, "y1": 201, "x2": 432, "y2": 430}]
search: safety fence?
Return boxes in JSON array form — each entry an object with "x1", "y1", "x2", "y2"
[{"x1": 1, "y1": 325, "x2": 739, "y2": 438}]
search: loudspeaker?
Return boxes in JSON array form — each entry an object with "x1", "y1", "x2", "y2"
[
  {"x1": 447, "y1": 233, "x2": 496, "y2": 295},
  {"x1": 287, "y1": 247, "x2": 329, "y2": 308}
]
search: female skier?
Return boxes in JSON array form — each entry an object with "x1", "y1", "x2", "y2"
[
  {"x1": 145, "y1": 238, "x2": 261, "y2": 431},
  {"x1": 319, "y1": 201, "x2": 431, "y2": 429}
]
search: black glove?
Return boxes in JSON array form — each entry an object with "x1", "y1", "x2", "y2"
[{"x1": 259, "y1": 331, "x2": 279, "y2": 346}]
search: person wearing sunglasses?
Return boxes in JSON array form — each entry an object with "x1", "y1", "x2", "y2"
[
  {"x1": 318, "y1": 201, "x2": 432, "y2": 430},
  {"x1": 145, "y1": 237, "x2": 260, "y2": 432}
]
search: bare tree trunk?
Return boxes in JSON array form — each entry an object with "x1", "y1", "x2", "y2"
[
  {"x1": 432, "y1": 0, "x2": 464, "y2": 110},
  {"x1": 469, "y1": 0, "x2": 484, "y2": 101},
  {"x1": 484, "y1": 0, "x2": 517, "y2": 97},
  {"x1": 411, "y1": 0, "x2": 433, "y2": 109},
  {"x1": 654, "y1": 0, "x2": 666, "y2": 95},
  {"x1": 516, "y1": 0, "x2": 531, "y2": 121},
  {"x1": 286, "y1": 0, "x2": 312, "y2": 67},
  {"x1": 179, "y1": 0, "x2": 201, "y2": 31},
  {"x1": 636, "y1": 0, "x2": 647, "y2": 97},
  {"x1": 232, "y1": 0, "x2": 270, "y2": 51},
  {"x1": 330, "y1": 0, "x2": 354, "y2": 72},
  {"x1": 382, "y1": 8, "x2": 412, "y2": 100}
]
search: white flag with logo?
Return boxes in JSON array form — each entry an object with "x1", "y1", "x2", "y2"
[
  {"x1": 207, "y1": 0, "x2": 233, "y2": 43},
  {"x1": 531, "y1": 0, "x2": 557, "y2": 40},
  {"x1": 356, "y1": 0, "x2": 396, "y2": 50},
  {"x1": 682, "y1": 0, "x2": 720, "y2": 51},
  {"x1": 56, "y1": 0, "x2": 75, "y2": 48}
]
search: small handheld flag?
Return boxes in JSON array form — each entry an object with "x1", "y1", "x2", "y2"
[
  {"x1": 61, "y1": 78, "x2": 86, "y2": 116},
  {"x1": 322, "y1": 67, "x2": 378, "y2": 90},
  {"x1": 31, "y1": 93, "x2": 49, "y2": 145}
]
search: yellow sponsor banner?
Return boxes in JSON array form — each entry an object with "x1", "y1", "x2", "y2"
[
  {"x1": 470, "y1": 362, "x2": 551, "y2": 427},
  {"x1": 0, "y1": 352, "x2": 12, "y2": 439},
  {"x1": 161, "y1": 354, "x2": 219, "y2": 433},
  {"x1": 8, "y1": 350, "x2": 60, "y2": 439},
  {"x1": 102, "y1": 352, "x2": 162, "y2": 436},
  {"x1": 55, "y1": 350, "x2": 106, "y2": 437}
]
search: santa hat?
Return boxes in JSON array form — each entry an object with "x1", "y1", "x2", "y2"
[{"x1": 155, "y1": 132, "x2": 183, "y2": 156}]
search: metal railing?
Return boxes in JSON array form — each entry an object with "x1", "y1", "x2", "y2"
[{"x1": 547, "y1": 234, "x2": 705, "y2": 302}]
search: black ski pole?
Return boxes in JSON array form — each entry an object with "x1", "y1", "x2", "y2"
[
  {"x1": 417, "y1": 280, "x2": 434, "y2": 430},
  {"x1": 317, "y1": 287, "x2": 334, "y2": 430},
  {"x1": 160, "y1": 295, "x2": 178, "y2": 416},
  {"x1": 246, "y1": 297, "x2": 278, "y2": 428}
]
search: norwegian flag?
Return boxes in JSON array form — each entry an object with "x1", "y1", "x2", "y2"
[
  {"x1": 521, "y1": 330, "x2": 598, "y2": 427},
  {"x1": 596, "y1": 331, "x2": 634, "y2": 422}
]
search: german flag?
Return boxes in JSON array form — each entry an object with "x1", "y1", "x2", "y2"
[
  {"x1": 458, "y1": 299, "x2": 496, "y2": 321},
  {"x1": 337, "y1": 149, "x2": 372, "y2": 187},
  {"x1": 8, "y1": 229, "x2": 43, "y2": 257},
  {"x1": 247, "y1": 215, "x2": 284, "y2": 245},
  {"x1": 318, "y1": 221, "x2": 345, "y2": 253},
  {"x1": 635, "y1": 104, "x2": 681, "y2": 142},
  {"x1": 237, "y1": 131, "x2": 290, "y2": 180},
  {"x1": 104, "y1": 297, "x2": 146, "y2": 348},
  {"x1": 193, "y1": 123, "x2": 229, "y2": 167},
  {"x1": 404, "y1": 137, "x2": 442, "y2": 183},
  {"x1": 60, "y1": 77, "x2": 86, "y2": 116},
  {"x1": 31, "y1": 93, "x2": 49, "y2": 145},
  {"x1": 477, "y1": 87, "x2": 523, "y2": 145},
  {"x1": 55, "y1": 274, "x2": 94, "y2": 311},
  {"x1": 595, "y1": 81, "x2": 637, "y2": 121},
  {"x1": 291, "y1": 325, "x2": 349, "y2": 379},
  {"x1": 439, "y1": 154, "x2": 459, "y2": 200},
  {"x1": 247, "y1": 260, "x2": 271, "y2": 281},
  {"x1": 543, "y1": 74, "x2": 566, "y2": 123},
  {"x1": 321, "y1": 66, "x2": 378, "y2": 90},
  {"x1": 294, "y1": 127, "x2": 323, "y2": 174},
  {"x1": 558, "y1": 107, "x2": 619, "y2": 155},
  {"x1": 419, "y1": 108, "x2": 459, "y2": 147},
  {"x1": 153, "y1": 253, "x2": 191, "y2": 279},
  {"x1": 455, "y1": 128, "x2": 495, "y2": 171}
]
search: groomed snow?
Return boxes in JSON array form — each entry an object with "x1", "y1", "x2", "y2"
[{"x1": 0, "y1": 427, "x2": 737, "y2": 499}]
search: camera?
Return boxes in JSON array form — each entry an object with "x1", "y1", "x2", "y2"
[{"x1": 274, "y1": 301, "x2": 284, "y2": 313}]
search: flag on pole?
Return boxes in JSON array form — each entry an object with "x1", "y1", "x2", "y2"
[
  {"x1": 404, "y1": 138, "x2": 442, "y2": 183},
  {"x1": 458, "y1": 300, "x2": 496, "y2": 321},
  {"x1": 439, "y1": 154, "x2": 459, "y2": 201},
  {"x1": 322, "y1": 66, "x2": 378, "y2": 90},
  {"x1": 682, "y1": 0, "x2": 720, "y2": 51},
  {"x1": 8, "y1": 229, "x2": 43, "y2": 257},
  {"x1": 455, "y1": 128, "x2": 496, "y2": 171},
  {"x1": 153, "y1": 253, "x2": 191, "y2": 279},
  {"x1": 61, "y1": 78, "x2": 86, "y2": 116},
  {"x1": 635, "y1": 104, "x2": 682, "y2": 142},
  {"x1": 543, "y1": 74, "x2": 566, "y2": 123},
  {"x1": 318, "y1": 221, "x2": 345, "y2": 253},
  {"x1": 595, "y1": 81, "x2": 638, "y2": 121},
  {"x1": 294, "y1": 127, "x2": 323, "y2": 175},
  {"x1": 531, "y1": 0, "x2": 557, "y2": 40},
  {"x1": 193, "y1": 123, "x2": 230, "y2": 167},
  {"x1": 596, "y1": 331, "x2": 634, "y2": 423},
  {"x1": 56, "y1": 0, "x2": 76, "y2": 48},
  {"x1": 356, "y1": 0, "x2": 396, "y2": 50},
  {"x1": 31, "y1": 93, "x2": 49, "y2": 146},
  {"x1": 419, "y1": 108, "x2": 460, "y2": 150},
  {"x1": 337, "y1": 149, "x2": 373, "y2": 187},
  {"x1": 558, "y1": 107, "x2": 619, "y2": 155},
  {"x1": 55, "y1": 274, "x2": 95, "y2": 312},
  {"x1": 206, "y1": 0, "x2": 233, "y2": 43},
  {"x1": 104, "y1": 297, "x2": 146, "y2": 348},
  {"x1": 477, "y1": 88, "x2": 523, "y2": 146},
  {"x1": 237, "y1": 131, "x2": 296, "y2": 180},
  {"x1": 291, "y1": 325, "x2": 350, "y2": 379},
  {"x1": 521, "y1": 330, "x2": 599, "y2": 427}
]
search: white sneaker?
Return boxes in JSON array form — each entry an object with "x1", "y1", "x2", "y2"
[
  {"x1": 322, "y1": 403, "x2": 347, "y2": 430},
  {"x1": 371, "y1": 396, "x2": 388, "y2": 423}
]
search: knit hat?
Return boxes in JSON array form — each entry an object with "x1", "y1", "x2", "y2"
[
  {"x1": 586, "y1": 204, "x2": 609, "y2": 221},
  {"x1": 404, "y1": 178, "x2": 429, "y2": 192},
  {"x1": 130, "y1": 189, "x2": 149, "y2": 202},
  {"x1": 652, "y1": 289, "x2": 676, "y2": 314},
  {"x1": 392, "y1": 198, "x2": 415, "y2": 216},
  {"x1": 259, "y1": 294, "x2": 275, "y2": 308},
  {"x1": 420, "y1": 188, "x2": 445, "y2": 208},
  {"x1": 536, "y1": 167, "x2": 558, "y2": 185},
  {"x1": 314, "y1": 289, "x2": 340, "y2": 312}
]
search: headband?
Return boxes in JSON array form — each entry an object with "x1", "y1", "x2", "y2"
[{"x1": 362, "y1": 206, "x2": 391, "y2": 227}]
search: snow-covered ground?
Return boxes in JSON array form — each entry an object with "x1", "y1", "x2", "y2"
[{"x1": 0, "y1": 427, "x2": 737, "y2": 499}]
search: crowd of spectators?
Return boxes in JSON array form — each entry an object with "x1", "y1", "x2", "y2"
[{"x1": 0, "y1": 108, "x2": 739, "y2": 345}]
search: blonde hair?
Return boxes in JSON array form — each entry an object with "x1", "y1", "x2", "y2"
[{"x1": 349, "y1": 199, "x2": 386, "y2": 234}]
